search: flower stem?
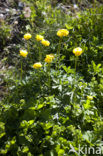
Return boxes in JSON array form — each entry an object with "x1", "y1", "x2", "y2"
[
  {"x1": 27, "y1": 41, "x2": 30, "y2": 52},
  {"x1": 57, "y1": 38, "x2": 62, "y2": 71},
  {"x1": 75, "y1": 56, "x2": 78, "y2": 72},
  {"x1": 39, "y1": 69, "x2": 41, "y2": 91},
  {"x1": 27, "y1": 41, "x2": 31, "y2": 61},
  {"x1": 72, "y1": 57, "x2": 78, "y2": 104},
  {"x1": 21, "y1": 59, "x2": 23, "y2": 82},
  {"x1": 37, "y1": 42, "x2": 42, "y2": 62},
  {"x1": 39, "y1": 46, "x2": 42, "y2": 62},
  {"x1": 48, "y1": 63, "x2": 51, "y2": 94}
]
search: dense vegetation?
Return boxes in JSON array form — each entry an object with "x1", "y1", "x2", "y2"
[{"x1": 0, "y1": 0, "x2": 103, "y2": 155}]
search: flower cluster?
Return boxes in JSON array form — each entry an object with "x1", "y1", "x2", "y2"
[
  {"x1": 45, "y1": 54, "x2": 55, "y2": 63},
  {"x1": 73, "y1": 47, "x2": 83, "y2": 56},
  {"x1": 33, "y1": 62, "x2": 42, "y2": 69},
  {"x1": 57, "y1": 29, "x2": 69, "y2": 37},
  {"x1": 20, "y1": 31, "x2": 83, "y2": 71},
  {"x1": 19, "y1": 50, "x2": 28, "y2": 57}
]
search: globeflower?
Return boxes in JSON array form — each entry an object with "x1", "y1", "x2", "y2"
[
  {"x1": 24, "y1": 33, "x2": 32, "y2": 40},
  {"x1": 57, "y1": 29, "x2": 69, "y2": 37},
  {"x1": 36, "y1": 34, "x2": 44, "y2": 41},
  {"x1": 46, "y1": 54, "x2": 54, "y2": 59},
  {"x1": 73, "y1": 47, "x2": 83, "y2": 56},
  {"x1": 41, "y1": 39, "x2": 50, "y2": 46},
  {"x1": 33, "y1": 62, "x2": 42, "y2": 69},
  {"x1": 19, "y1": 50, "x2": 28, "y2": 57},
  {"x1": 45, "y1": 54, "x2": 54, "y2": 63},
  {"x1": 87, "y1": 96, "x2": 93, "y2": 100}
]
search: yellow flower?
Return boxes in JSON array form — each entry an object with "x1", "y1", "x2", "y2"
[
  {"x1": 19, "y1": 50, "x2": 28, "y2": 57},
  {"x1": 41, "y1": 39, "x2": 50, "y2": 46},
  {"x1": 73, "y1": 47, "x2": 83, "y2": 56},
  {"x1": 33, "y1": 62, "x2": 42, "y2": 69},
  {"x1": 87, "y1": 96, "x2": 93, "y2": 100},
  {"x1": 57, "y1": 29, "x2": 69, "y2": 37},
  {"x1": 46, "y1": 54, "x2": 54, "y2": 59},
  {"x1": 24, "y1": 33, "x2": 32, "y2": 40},
  {"x1": 45, "y1": 54, "x2": 54, "y2": 63},
  {"x1": 36, "y1": 34, "x2": 44, "y2": 41}
]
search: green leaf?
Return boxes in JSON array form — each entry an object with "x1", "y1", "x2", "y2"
[
  {"x1": 22, "y1": 146, "x2": 29, "y2": 153},
  {"x1": 65, "y1": 24, "x2": 73, "y2": 30},
  {"x1": 58, "y1": 149, "x2": 65, "y2": 156},
  {"x1": 37, "y1": 104, "x2": 44, "y2": 109}
]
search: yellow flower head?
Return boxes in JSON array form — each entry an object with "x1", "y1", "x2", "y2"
[
  {"x1": 41, "y1": 39, "x2": 50, "y2": 46},
  {"x1": 45, "y1": 54, "x2": 54, "y2": 63},
  {"x1": 33, "y1": 62, "x2": 42, "y2": 69},
  {"x1": 87, "y1": 96, "x2": 93, "y2": 100},
  {"x1": 57, "y1": 29, "x2": 69, "y2": 37},
  {"x1": 73, "y1": 47, "x2": 83, "y2": 56},
  {"x1": 36, "y1": 34, "x2": 44, "y2": 41},
  {"x1": 24, "y1": 33, "x2": 32, "y2": 40},
  {"x1": 46, "y1": 54, "x2": 54, "y2": 59},
  {"x1": 19, "y1": 50, "x2": 28, "y2": 57}
]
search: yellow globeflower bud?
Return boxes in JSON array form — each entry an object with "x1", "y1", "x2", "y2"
[
  {"x1": 87, "y1": 96, "x2": 93, "y2": 100},
  {"x1": 33, "y1": 62, "x2": 42, "y2": 69},
  {"x1": 73, "y1": 47, "x2": 83, "y2": 56},
  {"x1": 24, "y1": 33, "x2": 32, "y2": 40},
  {"x1": 41, "y1": 39, "x2": 50, "y2": 46},
  {"x1": 20, "y1": 50, "x2": 28, "y2": 57},
  {"x1": 57, "y1": 29, "x2": 69, "y2": 37},
  {"x1": 45, "y1": 54, "x2": 54, "y2": 63},
  {"x1": 36, "y1": 34, "x2": 44, "y2": 41}
]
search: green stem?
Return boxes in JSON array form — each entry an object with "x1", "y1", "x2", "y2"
[
  {"x1": 27, "y1": 41, "x2": 30, "y2": 52},
  {"x1": 15, "y1": 63, "x2": 18, "y2": 96},
  {"x1": 57, "y1": 38, "x2": 62, "y2": 71},
  {"x1": 39, "y1": 45, "x2": 42, "y2": 62},
  {"x1": 75, "y1": 57, "x2": 77, "y2": 72},
  {"x1": 39, "y1": 69, "x2": 41, "y2": 91},
  {"x1": 74, "y1": 56, "x2": 78, "y2": 103},
  {"x1": 27, "y1": 41, "x2": 31, "y2": 61},
  {"x1": 21, "y1": 59, "x2": 23, "y2": 82},
  {"x1": 48, "y1": 63, "x2": 51, "y2": 94},
  {"x1": 37, "y1": 42, "x2": 42, "y2": 62}
]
